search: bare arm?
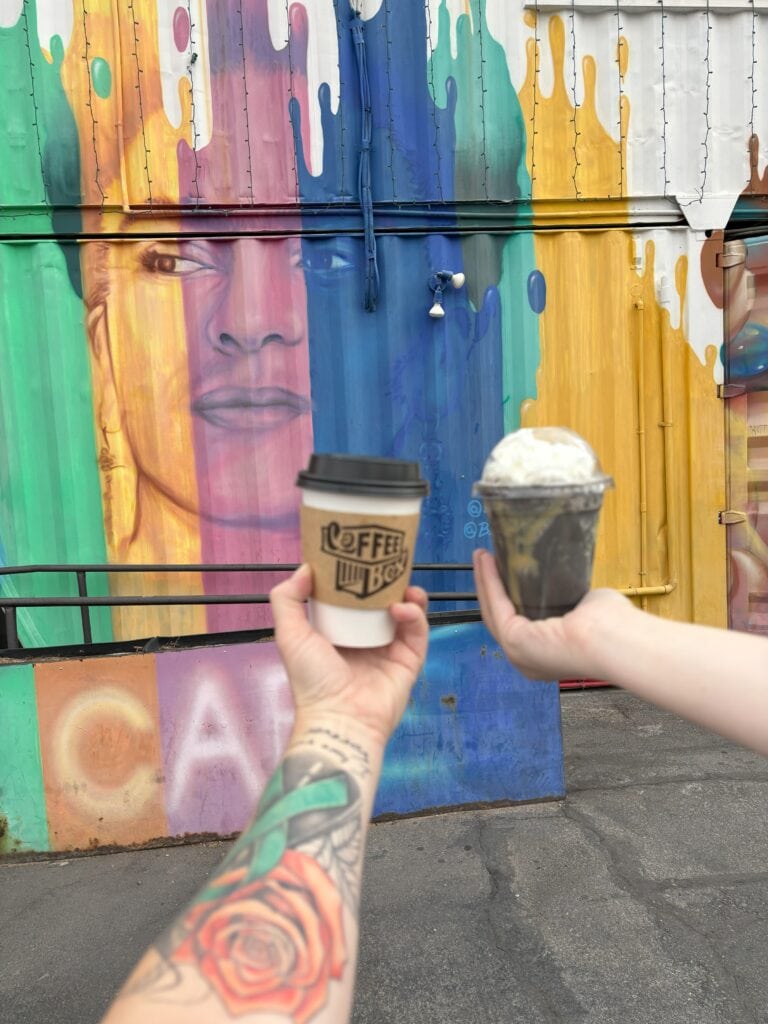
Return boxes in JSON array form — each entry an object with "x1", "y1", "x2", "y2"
[
  {"x1": 473, "y1": 549, "x2": 768, "y2": 757},
  {"x1": 102, "y1": 565, "x2": 429, "y2": 1024}
]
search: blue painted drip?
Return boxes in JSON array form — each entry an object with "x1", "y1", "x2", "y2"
[
  {"x1": 350, "y1": 12, "x2": 379, "y2": 312},
  {"x1": 293, "y1": 1, "x2": 455, "y2": 209},
  {"x1": 295, "y1": 3, "x2": 502, "y2": 603}
]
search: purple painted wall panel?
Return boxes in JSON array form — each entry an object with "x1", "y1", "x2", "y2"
[{"x1": 156, "y1": 643, "x2": 294, "y2": 836}]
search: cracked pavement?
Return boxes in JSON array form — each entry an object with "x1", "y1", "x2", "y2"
[{"x1": 3, "y1": 690, "x2": 768, "y2": 1023}]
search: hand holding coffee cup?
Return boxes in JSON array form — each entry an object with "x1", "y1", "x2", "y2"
[
  {"x1": 297, "y1": 454, "x2": 429, "y2": 647},
  {"x1": 474, "y1": 428, "x2": 613, "y2": 620}
]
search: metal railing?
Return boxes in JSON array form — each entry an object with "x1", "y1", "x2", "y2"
[{"x1": 0, "y1": 563, "x2": 479, "y2": 652}]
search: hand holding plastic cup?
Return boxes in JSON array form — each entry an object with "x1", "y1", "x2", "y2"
[
  {"x1": 297, "y1": 454, "x2": 429, "y2": 647},
  {"x1": 474, "y1": 428, "x2": 613, "y2": 620}
]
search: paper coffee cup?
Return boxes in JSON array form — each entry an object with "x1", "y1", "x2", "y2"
[{"x1": 297, "y1": 454, "x2": 428, "y2": 647}]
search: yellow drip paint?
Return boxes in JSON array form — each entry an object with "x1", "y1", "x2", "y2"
[
  {"x1": 61, "y1": 4, "x2": 205, "y2": 637},
  {"x1": 618, "y1": 35, "x2": 629, "y2": 78},
  {"x1": 516, "y1": 14, "x2": 724, "y2": 624},
  {"x1": 519, "y1": 15, "x2": 628, "y2": 210},
  {"x1": 521, "y1": 235, "x2": 725, "y2": 626}
]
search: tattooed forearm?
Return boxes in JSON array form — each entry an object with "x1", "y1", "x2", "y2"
[
  {"x1": 115, "y1": 750, "x2": 364, "y2": 1023},
  {"x1": 291, "y1": 727, "x2": 373, "y2": 777}
]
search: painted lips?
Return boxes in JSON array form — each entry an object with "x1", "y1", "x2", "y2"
[{"x1": 191, "y1": 386, "x2": 311, "y2": 431}]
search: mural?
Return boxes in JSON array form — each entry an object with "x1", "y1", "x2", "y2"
[
  {"x1": 0, "y1": 625, "x2": 565, "y2": 854},
  {"x1": 1, "y1": 0, "x2": 764, "y2": 852},
  {"x1": 1, "y1": 0, "x2": 750, "y2": 647}
]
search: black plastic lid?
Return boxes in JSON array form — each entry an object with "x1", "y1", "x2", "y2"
[{"x1": 297, "y1": 453, "x2": 429, "y2": 497}]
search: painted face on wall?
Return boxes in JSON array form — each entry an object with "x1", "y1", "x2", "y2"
[
  {"x1": 92, "y1": 233, "x2": 312, "y2": 528},
  {"x1": 84, "y1": 42, "x2": 314, "y2": 535}
]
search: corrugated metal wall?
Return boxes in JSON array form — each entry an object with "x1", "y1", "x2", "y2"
[{"x1": 2, "y1": 0, "x2": 752, "y2": 645}]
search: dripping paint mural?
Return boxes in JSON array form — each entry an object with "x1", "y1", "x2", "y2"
[
  {"x1": 0, "y1": 0, "x2": 537, "y2": 643},
  {"x1": 2, "y1": 0, "x2": 755, "y2": 646},
  {"x1": 1, "y1": 0, "x2": 764, "y2": 852}
]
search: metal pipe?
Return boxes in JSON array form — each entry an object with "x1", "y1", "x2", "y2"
[
  {"x1": 76, "y1": 572, "x2": 93, "y2": 645},
  {"x1": 0, "y1": 592, "x2": 478, "y2": 608},
  {"x1": 658, "y1": 282, "x2": 679, "y2": 598},
  {"x1": 3, "y1": 606, "x2": 19, "y2": 650},
  {"x1": 0, "y1": 562, "x2": 474, "y2": 576},
  {"x1": 619, "y1": 582, "x2": 677, "y2": 597},
  {"x1": 635, "y1": 299, "x2": 649, "y2": 610}
]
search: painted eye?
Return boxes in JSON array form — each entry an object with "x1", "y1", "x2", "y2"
[
  {"x1": 141, "y1": 251, "x2": 213, "y2": 276},
  {"x1": 301, "y1": 249, "x2": 354, "y2": 273}
]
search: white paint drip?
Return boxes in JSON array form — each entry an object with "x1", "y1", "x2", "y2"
[
  {"x1": 486, "y1": 0, "x2": 530, "y2": 93},
  {"x1": 268, "y1": 0, "x2": 339, "y2": 176},
  {"x1": 0, "y1": 0, "x2": 22, "y2": 30},
  {"x1": 156, "y1": 0, "x2": 211, "y2": 148},
  {"x1": 33, "y1": 0, "x2": 73, "y2": 52},
  {"x1": 427, "y1": 0, "x2": 468, "y2": 61},
  {"x1": 625, "y1": 9, "x2": 767, "y2": 214}
]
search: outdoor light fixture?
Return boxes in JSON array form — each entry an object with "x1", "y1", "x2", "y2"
[{"x1": 428, "y1": 271, "x2": 466, "y2": 318}]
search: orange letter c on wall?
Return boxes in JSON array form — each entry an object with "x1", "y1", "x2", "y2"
[
  {"x1": 35, "y1": 656, "x2": 168, "y2": 851},
  {"x1": 52, "y1": 687, "x2": 157, "y2": 821}
]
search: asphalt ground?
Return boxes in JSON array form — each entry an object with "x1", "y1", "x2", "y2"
[{"x1": 3, "y1": 689, "x2": 768, "y2": 1024}]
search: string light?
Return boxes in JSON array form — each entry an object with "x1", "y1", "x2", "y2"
[
  {"x1": 333, "y1": 0, "x2": 348, "y2": 197},
  {"x1": 476, "y1": 0, "x2": 491, "y2": 199},
  {"x1": 570, "y1": 0, "x2": 582, "y2": 200},
  {"x1": 659, "y1": 0, "x2": 670, "y2": 197},
  {"x1": 699, "y1": 0, "x2": 712, "y2": 202},
  {"x1": 530, "y1": 0, "x2": 540, "y2": 198},
  {"x1": 425, "y1": 0, "x2": 444, "y2": 201},
  {"x1": 20, "y1": 0, "x2": 46, "y2": 202},
  {"x1": 128, "y1": 0, "x2": 153, "y2": 206},
  {"x1": 187, "y1": 0, "x2": 203, "y2": 205},
  {"x1": 748, "y1": 0, "x2": 758, "y2": 192},
  {"x1": 615, "y1": 0, "x2": 625, "y2": 198},
  {"x1": 284, "y1": 0, "x2": 299, "y2": 201},
  {"x1": 82, "y1": 2, "x2": 106, "y2": 208},
  {"x1": 236, "y1": 2, "x2": 254, "y2": 204},
  {"x1": 383, "y1": 0, "x2": 398, "y2": 201}
]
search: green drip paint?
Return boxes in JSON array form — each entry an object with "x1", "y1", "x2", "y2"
[
  {"x1": 429, "y1": 0, "x2": 540, "y2": 429},
  {"x1": 91, "y1": 57, "x2": 111, "y2": 100},
  {"x1": 430, "y1": 1, "x2": 530, "y2": 210},
  {"x1": 500, "y1": 235, "x2": 541, "y2": 431},
  {"x1": 0, "y1": 8, "x2": 111, "y2": 645},
  {"x1": 0, "y1": 665, "x2": 49, "y2": 853}
]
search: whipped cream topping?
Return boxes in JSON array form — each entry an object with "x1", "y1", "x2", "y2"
[{"x1": 481, "y1": 428, "x2": 602, "y2": 486}]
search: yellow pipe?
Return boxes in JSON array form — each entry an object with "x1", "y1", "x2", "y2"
[
  {"x1": 620, "y1": 582, "x2": 677, "y2": 597},
  {"x1": 613, "y1": 288, "x2": 679, "y2": 605},
  {"x1": 634, "y1": 299, "x2": 649, "y2": 610},
  {"x1": 658, "y1": 281, "x2": 679, "y2": 596}
]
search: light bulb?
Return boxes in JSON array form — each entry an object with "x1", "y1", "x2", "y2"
[
  {"x1": 429, "y1": 302, "x2": 445, "y2": 318},
  {"x1": 451, "y1": 272, "x2": 466, "y2": 289}
]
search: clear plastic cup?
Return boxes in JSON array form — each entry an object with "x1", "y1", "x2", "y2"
[{"x1": 474, "y1": 479, "x2": 612, "y2": 619}]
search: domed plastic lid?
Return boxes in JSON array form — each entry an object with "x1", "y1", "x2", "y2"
[
  {"x1": 476, "y1": 427, "x2": 612, "y2": 489},
  {"x1": 297, "y1": 453, "x2": 429, "y2": 497}
]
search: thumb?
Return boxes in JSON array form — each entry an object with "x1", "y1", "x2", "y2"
[{"x1": 270, "y1": 564, "x2": 314, "y2": 657}]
